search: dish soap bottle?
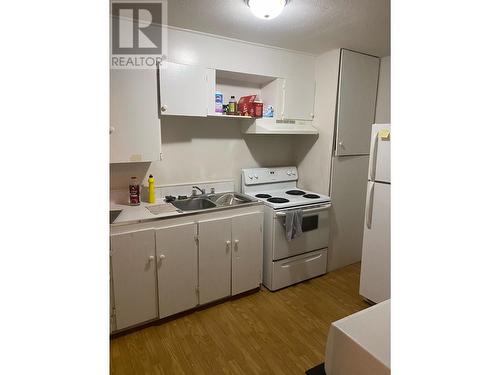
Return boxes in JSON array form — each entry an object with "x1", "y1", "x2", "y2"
[
  {"x1": 148, "y1": 174, "x2": 155, "y2": 204},
  {"x1": 129, "y1": 177, "x2": 140, "y2": 206}
]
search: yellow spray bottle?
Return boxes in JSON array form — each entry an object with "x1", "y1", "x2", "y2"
[{"x1": 148, "y1": 174, "x2": 155, "y2": 203}]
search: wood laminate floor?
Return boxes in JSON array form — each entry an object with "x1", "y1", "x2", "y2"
[{"x1": 110, "y1": 262, "x2": 369, "y2": 375}]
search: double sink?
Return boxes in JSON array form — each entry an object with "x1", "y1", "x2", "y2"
[
  {"x1": 110, "y1": 193, "x2": 257, "y2": 224},
  {"x1": 170, "y1": 192, "x2": 255, "y2": 212}
]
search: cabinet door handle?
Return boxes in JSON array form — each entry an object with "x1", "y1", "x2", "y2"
[
  {"x1": 225, "y1": 240, "x2": 231, "y2": 252},
  {"x1": 148, "y1": 255, "x2": 155, "y2": 262},
  {"x1": 234, "y1": 239, "x2": 239, "y2": 251},
  {"x1": 159, "y1": 254, "x2": 166, "y2": 260}
]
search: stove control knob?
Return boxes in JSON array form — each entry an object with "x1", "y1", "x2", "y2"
[
  {"x1": 255, "y1": 175, "x2": 259, "y2": 179},
  {"x1": 287, "y1": 171, "x2": 292, "y2": 176},
  {"x1": 249, "y1": 175, "x2": 254, "y2": 180}
]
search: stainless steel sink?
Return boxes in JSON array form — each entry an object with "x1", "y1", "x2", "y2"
[
  {"x1": 171, "y1": 198, "x2": 217, "y2": 211},
  {"x1": 208, "y1": 193, "x2": 254, "y2": 207}
]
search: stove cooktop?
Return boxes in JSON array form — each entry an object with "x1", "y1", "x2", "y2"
[{"x1": 247, "y1": 188, "x2": 330, "y2": 209}]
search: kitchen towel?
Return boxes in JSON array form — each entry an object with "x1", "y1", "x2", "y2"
[{"x1": 285, "y1": 209, "x2": 303, "y2": 241}]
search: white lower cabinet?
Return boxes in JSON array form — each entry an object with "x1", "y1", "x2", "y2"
[
  {"x1": 198, "y1": 218, "x2": 232, "y2": 304},
  {"x1": 110, "y1": 229, "x2": 158, "y2": 330},
  {"x1": 110, "y1": 208, "x2": 264, "y2": 331},
  {"x1": 231, "y1": 213, "x2": 263, "y2": 295},
  {"x1": 156, "y1": 222, "x2": 198, "y2": 318}
]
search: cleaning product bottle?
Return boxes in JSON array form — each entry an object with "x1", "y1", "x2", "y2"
[
  {"x1": 129, "y1": 177, "x2": 140, "y2": 206},
  {"x1": 148, "y1": 174, "x2": 155, "y2": 204},
  {"x1": 215, "y1": 91, "x2": 223, "y2": 113}
]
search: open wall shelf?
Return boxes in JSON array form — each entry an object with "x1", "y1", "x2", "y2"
[{"x1": 207, "y1": 69, "x2": 284, "y2": 119}]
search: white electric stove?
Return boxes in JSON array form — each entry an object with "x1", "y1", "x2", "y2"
[{"x1": 241, "y1": 167, "x2": 331, "y2": 291}]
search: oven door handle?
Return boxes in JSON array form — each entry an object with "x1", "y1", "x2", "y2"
[{"x1": 275, "y1": 204, "x2": 331, "y2": 217}]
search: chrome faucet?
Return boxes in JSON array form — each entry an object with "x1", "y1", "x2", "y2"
[{"x1": 192, "y1": 186, "x2": 206, "y2": 196}]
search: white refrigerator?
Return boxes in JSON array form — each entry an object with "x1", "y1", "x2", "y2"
[{"x1": 360, "y1": 124, "x2": 391, "y2": 303}]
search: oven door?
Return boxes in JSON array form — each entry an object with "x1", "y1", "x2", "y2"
[{"x1": 272, "y1": 204, "x2": 331, "y2": 261}]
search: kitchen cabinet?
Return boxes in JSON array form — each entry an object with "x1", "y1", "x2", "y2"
[
  {"x1": 158, "y1": 60, "x2": 208, "y2": 117},
  {"x1": 198, "y1": 213, "x2": 263, "y2": 301},
  {"x1": 110, "y1": 229, "x2": 158, "y2": 330},
  {"x1": 198, "y1": 218, "x2": 232, "y2": 304},
  {"x1": 109, "y1": 206, "x2": 264, "y2": 331},
  {"x1": 156, "y1": 222, "x2": 198, "y2": 318},
  {"x1": 110, "y1": 68, "x2": 162, "y2": 163},
  {"x1": 231, "y1": 212, "x2": 263, "y2": 295},
  {"x1": 335, "y1": 49, "x2": 380, "y2": 156},
  {"x1": 283, "y1": 77, "x2": 315, "y2": 121}
]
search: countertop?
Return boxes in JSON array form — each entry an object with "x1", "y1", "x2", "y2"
[
  {"x1": 110, "y1": 195, "x2": 262, "y2": 226},
  {"x1": 325, "y1": 300, "x2": 390, "y2": 375}
]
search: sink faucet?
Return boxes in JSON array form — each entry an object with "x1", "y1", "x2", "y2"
[{"x1": 192, "y1": 186, "x2": 206, "y2": 196}]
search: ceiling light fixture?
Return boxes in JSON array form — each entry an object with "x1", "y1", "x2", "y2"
[{"x1": 246, "y1": 0, "x2": 288, "y2": 20}]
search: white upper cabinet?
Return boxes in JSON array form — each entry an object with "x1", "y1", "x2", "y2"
[
  {"x1": 110, "y1": 68, "x2": 162, "y2": 163},
  {"x1": 283, "y1": 77, "x2": 316, "y2": 121},
  {"x1": 156, "y1": 222, "x2": 198, "y2": 319},
  {"x1": 159, "y1": 60, "x2": 208, "y2": 117},
  {"x1": 335, "y1": 49, "x2": 380, "y2": 156}
]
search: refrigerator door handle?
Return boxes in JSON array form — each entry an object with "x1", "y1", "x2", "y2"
[
  {"x1": 370, "y1": 133, "x2": 379, "y2": 181},
  {"x1": 366, "y1": 182, "x2": 375, "y2": 229}
]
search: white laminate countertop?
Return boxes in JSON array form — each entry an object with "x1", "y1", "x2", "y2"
[
  {"x1": 110, "y1": 201, "x2": 181, "y2": 225},
  {"x1": 110, "y1": 196, "x2": 263, "y2": 226}
]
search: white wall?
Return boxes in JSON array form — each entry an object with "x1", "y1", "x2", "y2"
[
  {"x1": 375, "y1": 56, "x2": 391, "y2": 123},
  {"x1": 110, "y1": 118, "x2": 297, "y2": 190},
  {"x1": 110, "y1": 28, "x2": 315, "y2": 190}
]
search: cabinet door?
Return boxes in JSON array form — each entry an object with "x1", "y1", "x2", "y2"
[
  {"x1": 159, "y1": 61, "x2": 208, "y2": 117},
  {"x1": 156, "y1": 223, "x2": 198, "y2": 318},
  {"x1": 110, "y1": 229, "x2": 157, "y2": 330},
  {"x1": 283, "y1": 76, "x2": 315, "y2": 121},
  {"x1": 198, "y1": 218, "x2": 232, "y2": 304},
  {"x1": 110, "y1": 68, "x2": 161, "y2": 163},
  {"x1": 231, "y1": 212, "x2": 263, "y2": 295},
  {"x1": 335, "y1": 49, "x2": 380, "y2": 156}
]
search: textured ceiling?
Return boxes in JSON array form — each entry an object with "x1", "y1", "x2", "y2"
[{"x1": 167, "y1": 0, "x2": 390, "y2": 56}]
